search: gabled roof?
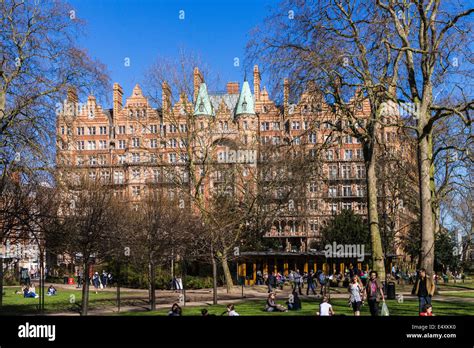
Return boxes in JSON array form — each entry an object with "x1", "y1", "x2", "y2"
[
  {"x1": 234, "y1": 80, "x2": 255, "y2": 117},
  {"x1": 193, "y1": 83, "x2": 215, "y2": 116}
]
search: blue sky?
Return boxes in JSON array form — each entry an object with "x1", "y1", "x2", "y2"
[{"x1": 70, "y1": 0, "x2": 274, "y2": 103}]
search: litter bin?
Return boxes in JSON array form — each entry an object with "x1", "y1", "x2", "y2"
[
  {"x1": 68, "y1": 277, "x2": 75, "y2": 285},
  {"x1": 386, "y1": 281, "x2": 396, "y2": 300}
]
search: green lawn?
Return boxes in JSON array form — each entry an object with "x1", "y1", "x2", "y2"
[
  {"x1": 439, "y1": 291, "x2": 474, "y2": 298},
  {"x1": 0, "y1": 286, "x2": 141, "y2": 315},
  {"x1": 120, "y1": 297, "x2": 474, "y2": 316}
]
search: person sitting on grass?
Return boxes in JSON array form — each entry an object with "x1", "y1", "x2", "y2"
[
  {"x1": 317, "y1": 296, "x2": 335, "y2": 316},
  {"x1": 265, "y1": 292, "x2": 288, "y2": 312},
  {"x1": 286, "y1": 289, "x2": 302, "y2": 311},
  {"x1": 47, "y1": 285, "x2": 57, "y2": 296},
  {"x1": 224, "y1": 304, "x2": 239, "y2": 316},
  {"x1": 23, "y1": 285, "x2": 38, "y2": 298},
  {"x1": 168, "y1": 303, "x2": 182, "y2": 316},
  {"x1": 419, "y1": 304, "x2": 433, "y2": 316}
]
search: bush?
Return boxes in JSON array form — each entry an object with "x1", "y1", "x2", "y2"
[{"x1": 184, "y1": 276, "x2": 214, "y2": 289}]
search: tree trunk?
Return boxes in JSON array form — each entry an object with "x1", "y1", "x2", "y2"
[
  {"x1": 81, "y1": 262, "x2": 90, "y2": 316},
  {"x1": 210, "y1": 246, "x2": 217, "y2": 305},
  {"x1": 418, "y1": 132, "x2": 435, "y2": 274},
  {"x1": 0, "y1": 256, "x2": 3, "y2": 307},
  {"x1": 149, "y1": 261, "x2": 156, "y2": 311},
  {"x1": 220, "y1": 250, "x2": 234, "y2": 293},
  {"x1": 366, "y1": 146, "x2": 386, "y2": 280}
]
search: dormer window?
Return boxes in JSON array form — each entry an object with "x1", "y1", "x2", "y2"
[
  {"x1": 88, "y1": 108, "x2": 94, "y2": 119},
  {"x1": 141, "y1": 109, "x2": 146, "y2": 118},
  {"x1": 129, "y1": 110, "x2": 133, "y2": 118},
  {"x1": 242, "y1": 98, "x2": 247, "y2": 112},
  {"x1": 199, "y1": 101, "x2": 204, "y2": 112}
]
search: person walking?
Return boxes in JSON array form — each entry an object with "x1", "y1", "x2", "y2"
[
  {"x1": 348, "y1": 275, "x2": 365, "y2": 316},
  {"x1": 267, "y1": 271, "x2": 276, "y2": 293},
  {"x1": 256, "y1": 270, "x2": 264, "y2": 285},
  {"x1": 92, "y1": 272, "x2": 101, "y2": 294},
  {"x1": 412, "y1": 268, "x2": 435, "y2": 314},
  {"x1": 365, "y1": 271, "x2": 385, "y2": 316},
  {"x1": 318, "y1": 270, "x2": 327, "y2": 296},
  {"x1": 293, "y1": 269, "x2": 302, "y2": 295},
  {"x1": 306, "y1": 270, "x2": 317, "y2": 295}
]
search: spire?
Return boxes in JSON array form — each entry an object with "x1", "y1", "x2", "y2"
[
  {"x1": 193, "y1": 83, "x2": 214, "y2": 116},
  {"x1": 235, "y1": 80, "x2": 255, "y2": 117}
]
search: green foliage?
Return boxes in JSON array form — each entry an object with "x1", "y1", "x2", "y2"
[
  {"x1": 317, "y1": 209, "x2": 371, "y2": 252},
  {"x1": 435, "y1": 229, "x2": 459, "y2": 272}
]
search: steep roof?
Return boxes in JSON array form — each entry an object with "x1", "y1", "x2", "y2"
[
  {"x1": 193, "y1": 83, "x2": 215, "y2": 116},
  {"x1": 234, "y1": 80, "x2": 255, "y2": 117}
]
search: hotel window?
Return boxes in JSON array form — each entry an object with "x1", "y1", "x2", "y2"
[
  {"x1": 260, "y1": 122, "x2": 270, "y2": 131},
  {"x1": 169, "y1": 153, "x2": 177, "y2": 163},
  {"x1": 328, "y1": 186, "x2": 337, "y2": 197},
  {"x1": 272, "y1": 136, "x2": 280, "y2": 145},
  {"x1": 87, "y1": 141, "x2": 96, "y2": 150},
  {"x1": 150, "y1": 139, "x2": 158, "y2": 148},
  {"x1": 131, "y1": 169, "x2": 140, "y2": 179},
  {"x1": 77, "y1": 156, "x2": 84, "y2": 166},
  {"x1": 118, "y1": 155, "x2": 126, "y2": 164},
  {"x1": 291, "y1": 121, "x2": 300, "y2": 130},
  {"x1": 118, "y1": 140, "x2": 126, "y2": 149},
  {"x1": 118, "y1": 125, "x2": 126, "y2": 134},
  {"x1": 114, "y1": 171, "x2": 124, "y2": 184},
  {"x1": 329, "y1": 165, "x2": 338, "y2": 179},
  {"x1": 344, "y1": 149, "x2": 353, "y2": 160},
  {"x1": 132, "y1": 138, "x2": 140, "y2": 148},
  {"x1": 356, "y1": 185, "x2": 364, "y2": 197},
  {"x1": 329, "y1": 203, "x2": 338, "y2": 214},
  {"x1": 309, "y1": 182, "x2": 317, "y2": 193},
  {"x1": 179, "y1": 124, "x2": 187, "y2": 132},
  {"x1": 99, "y1": 126, "x2": 107, "y2": 135},
  {"x1": 100, "y1": 170, "x2": 110, "y2": 182},
  {"x1": 169, "y1": 138, "x2": 177, "y2": 148},
  {"x1": 293, "y1": 136, "x2": 301, "y2": 145},
  {"x1": 132, "y1": 186, "x2": 140, "y2": 196},
  {"x1": 303, "y1": 121, "x2": 309, "y2": 130},
  {"x1": 88, "y1": 127, "x2": 96, "y2": 135},
  {"x1": 169, "y1": 124, "x2": 177, "y2": 133},
  {"x1": 129, "y1": 125, "x2": 134, "y2": 134},
  {"x1": 309, "y1": 222, "x2": 317, "y2": 233},
  {"x1": 153, "y1": 169, "x2": 160, "y2": 183},
  {"x1": 150, "y1": 125, "x2": 158, "y2": 134},
  {"x1": 150, "y1": 154, "x2": 157, "y2": 163},
  {"x1": 344, "y1": 135, "x2": 353, "y2": 144},
  {"x1": 357, "y1": 165, "x2": 365, "y2": 178},
  {"x1": 89, "y1": 156, "x2": 97, "y2": 165},
  {"x1": 356, "y1": 149, "x2": 363, "y2": 159},
  {"x1": 342, "y1": 185, "x2": 351, "y2": 197},
  {"x1": 272, "y1": 122, "x2": 280, "y2": 130},
  {"x1": 98, "y1": 156, "x2": 107, "y2": 165},
  {"x1": 88, "y1": 171, "x2": 96, "y2": 181},
  {"x1": 342, "y1": 202, "x2": 352, "y2": 210},
  {"x1": 60, "y1": 126, "x2": 65, "y2": 135},
  {"x1": 308, "y1": 133, "x2": 317, "y2": 144},
  {"x1": 77, "y1": 127, "x2": 84, "y2": 135},
  {"x1": 99, "y1": 140, "x2": 107, "y2": 149},
  {"x1": 243, "y1": 121, "x2": 248, "y2": 130},
  {"x1": 76, "y1": 141, "x2": 85, "y2": 150},
  {"x1": 342, "y1": 164, "x2": 351, "y2": 178},
  {"x1": 131, "y1": 153, "x2": 140, "y2": 163},
  {"x1": 160, "y1": 124, "x2": 166, "y2": 134},
  {"x1": 309, "y1": 200, "x2": 318, "y2": 210}
]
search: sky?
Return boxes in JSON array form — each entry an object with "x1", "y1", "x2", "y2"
[{"x1": 69, "y1": 0, "x2": 275, "y2": 104}]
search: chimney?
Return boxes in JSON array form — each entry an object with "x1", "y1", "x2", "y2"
[
  {"x1": 283, "y1": 78, "x2": 289, "y2": 117},
  {"x1": 162, "y1": 81, "x2": 172, "y2": 113},
  {"x1": 193, "y1": 67, "x2": 204, "y2": 102},
  {"x1": 253, "y1": 65, "x2": 261, "y2": 101},
  {"x1": 113, "y1": 83, "x2": 123, "y2": 114},
  {"x1": 226, "y1": 82, "x2": 240, "y2": 94},
  {"x1": 67, "y1": 87, "x2": 78, "y2": 104}
]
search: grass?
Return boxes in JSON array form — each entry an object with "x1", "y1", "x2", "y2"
[
  {"x1": 119, "y1": 297, "x2": 474, "y2": 316},
  {"x1": 438, "y1": 291, "x2": 474, "y2": 298},
  {"x1": 0, "y1": 286, "x2": 141, "y2": 315}
]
